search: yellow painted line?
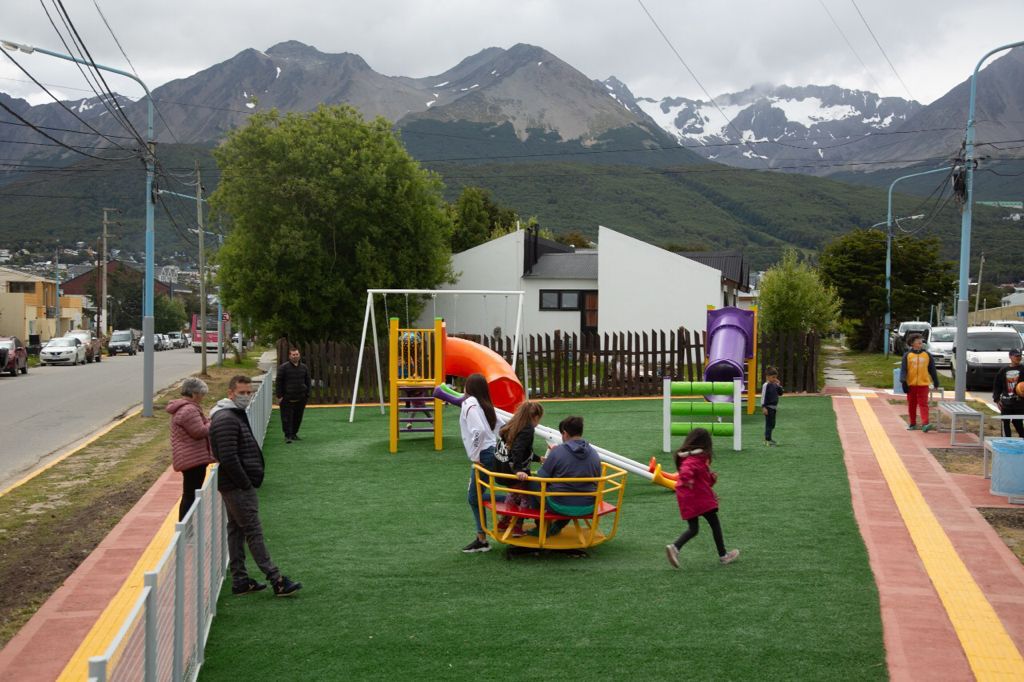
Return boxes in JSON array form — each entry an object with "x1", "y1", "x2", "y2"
[
  {"x1": 0, "y1": 407, "x2": 142, "y2": 498},
  {"x1": 851, "y1": 395, "x2": 1024, "y2": 680},
  {"x1": 56, "y1": 504, "x2": 179, "y2": 682}
]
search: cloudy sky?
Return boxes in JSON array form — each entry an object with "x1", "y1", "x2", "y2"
[{"x1": 1, "y1": 0, "x2": 1022, "y2": 106}]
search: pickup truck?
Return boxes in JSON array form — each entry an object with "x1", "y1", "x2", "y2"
[
  {"x1": 67, "y1": 329, "x2": 104, "y2": 363},
  {"x1": 890, "y1": 321, "x2": 931, "y2": 355}
]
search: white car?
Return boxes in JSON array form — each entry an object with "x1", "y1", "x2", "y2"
[
  {"x1": 40, "y1": 337, "x2": 87, "y2": 365},
  {"x1": 988, "y1": 320, "x2": 1024, "y2": 343},
  {"x1": 927, "y1": 326, "x2": 955, "y2": 368},
  {"x1": 950, "y1": 326, "x2": 1024, "y2": 390},
  {"x1": 166, "y1": 331, "x2": 186, "y2": 348}
]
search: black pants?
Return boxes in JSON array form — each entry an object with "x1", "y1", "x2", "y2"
[
  {"x1": 1000, "y1": 404, "x2": 1024, "y2": 437},
  {"x1": 179, "y1": 465, "x2": 208, "y2": 521},
  {"x1": 765, "y1": 408, "x2": 777, "y2": 440},
  {"x1": 221, "y1": 487, "x2": 281, "y2": 585},
  {"x1": 674, "y1": 509, "x2": 727, "y2": 556},
  {"x1": 280, "y1": 398, "x2": 307, "y2": 438}
]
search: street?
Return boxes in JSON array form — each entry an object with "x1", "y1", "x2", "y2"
[{"x1": 0, "y1": 348, "x2": 205, "y2": 489}]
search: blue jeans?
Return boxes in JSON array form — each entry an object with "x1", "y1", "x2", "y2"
[{"x1": 468, "y1": 447, "x2": 496, "y2": 534}]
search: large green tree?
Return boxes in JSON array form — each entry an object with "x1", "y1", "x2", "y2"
[
  {"x1": 154, "y1": 295, "x2": 187, "y2": 333},
  {"x1": 819, "y1": 229, "x2": 954, "y2": 351},
  {"x1": 450, "y1": 186, "x2": 519, "y2": 252},
  {"x1": 758, "y1": 248, "x2": 840, "y2": 335},
  {"x1": 211, "y1": 106, "x2": 454, "y2": 341}
]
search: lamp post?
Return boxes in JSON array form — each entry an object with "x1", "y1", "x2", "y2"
[
  {"x1": 884, "y1": 166, "x2": 952, "y2": 357},
  {"x1": 954, "y1": 40, "x2": 1024, "y2": 402},
  {"x1": 2, "y1": 39, "x2": 158, "y2": 416}
]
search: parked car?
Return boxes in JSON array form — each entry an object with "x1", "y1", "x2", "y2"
[
  {"x1": 67, "y1": 329, "x2": 103, "y2": 363},
  {"x1": 107, "y1": 329, "x2": 139, "y2": 356},
  {"x1": 158, "y1": 333, "x2": 174, "y2": 351},
  {"x1": 950, "y1": 326, "x2": 1024, "y2": 389},
  {"x1": 988, "y1": 319, "x2": 1024, "y2": 342},
  {"x1": 40, "y1": 337, "x2": 87, "y2": 365},
  {"x1": 166, "y1": 331, "x2": 186, "y2": 349},
  {"x1": 890, "y1": 321, "x2": 931, "y2": 355},
  {"x1": 927, "y1": 326, "x2": 955, "y2": 368},
  {"x1": 0, "y1": 336, "x2": 28, "y2": 376}
]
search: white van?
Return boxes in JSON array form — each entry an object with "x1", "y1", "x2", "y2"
[{"x1": 951, "y1": 326, "x2": 1024, "y2": 389}]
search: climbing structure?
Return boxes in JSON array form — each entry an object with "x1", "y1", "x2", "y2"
[{"x1": 389, "y1": 317, "x2": 444, "y2": 453}]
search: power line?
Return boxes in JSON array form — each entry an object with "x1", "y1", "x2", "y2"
[
  {"x1": 91, "y1": 0, "x2": 182, "y2": 145},
  {"x1": 816, "y1": 0, "x2": 884, "y2": 93},
  {"x1": 849, "y1": 0, "x2": 916, "y2": 101},
  {"x1": 0, "y1": 98, "x2": 135, "y2": 160}
]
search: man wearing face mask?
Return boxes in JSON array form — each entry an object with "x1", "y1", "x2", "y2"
[{"x1": 210, "y1": 375, "x2": 302, "y2": 597}]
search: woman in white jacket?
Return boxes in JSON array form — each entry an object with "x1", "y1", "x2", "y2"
[{"x1": 460, "y1": 373, "x2": 501, "y2": 553}]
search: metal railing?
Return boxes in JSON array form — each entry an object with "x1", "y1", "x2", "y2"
[{"x1": 87, "y1": 373, "x2": 274, "y2": 681}]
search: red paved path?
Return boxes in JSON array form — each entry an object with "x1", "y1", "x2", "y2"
[
  {"x1": 0, "y1": 467, "x2": 179, "y2": 681},
  {"x1": 834, "y1": 391, "x2": 1024, "y2": 681}
]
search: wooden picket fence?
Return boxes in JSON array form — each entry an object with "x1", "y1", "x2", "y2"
[{"x1": 278, "y1": 328, "x2": 819, "y2": 404}]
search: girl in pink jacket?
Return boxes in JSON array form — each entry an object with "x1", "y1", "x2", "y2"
[
  {"x1": 665, "y1": 428, "x2": 740, "y2": 568},
  {"x1": 167, "y1": 377, "x2": 216, "y2": 520}
]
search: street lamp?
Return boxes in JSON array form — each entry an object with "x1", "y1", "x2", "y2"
[
  {"x1": 2, "y1": 39, "x2": 158, "y2": 416},
  {"x1": 884, "y1": 166, "x2": 953, "y2": 357},
  {"x1": 954, "y1": 40, "x2": 1024, "y2": 402}
]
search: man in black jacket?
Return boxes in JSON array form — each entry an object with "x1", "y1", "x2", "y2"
[
  {"x1": 277, "y1": 347, "x2": 311, "y2": 443},
  {"x1": 992, "y1": 349, "x2": 1024, "y2": 437},
  {"x1": 210, "y1": 375, "x2": 302, "y2": 597}
]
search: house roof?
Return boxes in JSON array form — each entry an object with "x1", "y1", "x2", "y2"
[
  {"x1": 524, "y1": 251, "x2": 598, "y2": 279},
  {"x1": 676, "y1": 251, "x2": 750, "y2": 292},
  {"x1": 0, "y1": 265, "x2": 48, "y2": 282}
]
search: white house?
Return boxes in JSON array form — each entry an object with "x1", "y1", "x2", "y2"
[{"x1": 418, "y1": 225, "x2": 736, "y2": 338}]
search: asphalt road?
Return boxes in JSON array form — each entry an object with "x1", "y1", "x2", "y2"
[{"x1": 0, "y1": 347, "x2": 205, "y2": 489}]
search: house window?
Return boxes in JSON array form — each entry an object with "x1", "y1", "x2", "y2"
[
  {"x1": 539, "y1": 290, "x2": 582, "y2": 311},
  {"x1": 8, "y1": 281, "x2": 35, "y2": 293}
]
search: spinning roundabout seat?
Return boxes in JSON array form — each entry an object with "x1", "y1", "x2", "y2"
[{"x1": 475, "y1": 463, "x2": 628, "y2": 551}]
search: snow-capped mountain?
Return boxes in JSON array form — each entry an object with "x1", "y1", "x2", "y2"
[{"x1": 618, "y1": 83, "x2": 921, "y2": 170}]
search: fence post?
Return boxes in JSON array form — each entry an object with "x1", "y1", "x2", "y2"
[
  {"x1": 142, "y1": 582, "x2": 156, "y2": 682},
  {"x1": 194, "y1": 494, "x2": 205, "y2": 667},
  {"x1": 172, "y1": 526, "x2": 185, "y2": 682},
  {"x1": 88, "y1": 657, "x2": 107, "y2": 682}
]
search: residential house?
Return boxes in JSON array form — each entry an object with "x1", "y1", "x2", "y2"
[
  {"x1": 0, "y1": 265, "x2": 85, "y2": 340},
  {"x1": 420, "y1": 225, "x2": 727, "y2": 338}
]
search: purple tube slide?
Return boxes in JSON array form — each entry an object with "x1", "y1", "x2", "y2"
[{"x1": 703, "y1": 307, "x2": 754, "y2": 402}]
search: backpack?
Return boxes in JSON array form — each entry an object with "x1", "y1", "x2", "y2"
[{"x1": 493, "y1": 436, "x2": 515, "y2": 476}]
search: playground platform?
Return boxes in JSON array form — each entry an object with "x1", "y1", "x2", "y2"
[{"x1": 1, "y1": 391, "x2": 1022, "y2": 680}]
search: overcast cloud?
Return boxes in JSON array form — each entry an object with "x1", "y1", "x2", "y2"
[{"x1": 1, "y1": 1, "x2": 1022, "y2": 107}]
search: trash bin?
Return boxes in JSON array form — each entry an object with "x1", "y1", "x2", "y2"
[
  {"x1": 892, "y1": 367, "x2": 905, "y2": 395},
  {"x1": 989, "y1": 437, "x2": 1024, "y2": 500}
]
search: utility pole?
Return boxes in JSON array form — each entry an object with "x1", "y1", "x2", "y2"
[
  {"x1": 54, "y1": 244, "x2": 61, "y2": 338},
  {"x1": 974, "y1": 253, "x2": 985, "y2": 314},
  {"x1": 94, "y1": 240, "x2": 101, "y2": 334},
  {"x1": 196, "y1": 160, "x2": 208, "y2": 376},
  {"x1": 101, "y1": 208, "x2": 117, "y2": 337}
]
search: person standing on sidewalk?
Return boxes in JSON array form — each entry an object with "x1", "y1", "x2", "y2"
[
  {"x1": 899, "y1": 334, "x2": 940, "y2": 432},
  {"x1": 167, "y1": 377, "x2": 216, "y2": 521},
  {"x1": 210, "y1": 375, "x2": 302, "y2": 597},
  {"x1": 992, "y1": 349, "x2": 1024, "y2": 437},
  {"x1": 277, "y1": 347, "x2": 311, "y2": 443}
]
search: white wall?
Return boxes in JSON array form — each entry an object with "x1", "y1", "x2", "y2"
[{"x1": 597, "y1": 225, "x2": 721, "y2": 334}]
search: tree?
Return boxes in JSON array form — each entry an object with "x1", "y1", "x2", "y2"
[
  {"x1": 210, "y1": 105, "x2": 454, "y2": 342},
  {"x1": 818, "y1": 229, "x2": 954, "y2": 351},
  {"x1": 758, "y1": 248, "x2": 840, "y2": 335},
  {"x1": 154, "y1": 295, "x2": 187, "y2": 332},
  {"x1": 450, "y1": 186, "x2": 519, "y2": 252},
  {"x1": 554, "y1": 230, "x2": 593, "y2": 248}
]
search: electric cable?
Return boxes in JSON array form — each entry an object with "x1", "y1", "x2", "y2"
[
  {"x1": 0, "y1": 98, "x2": 136, "y2": 160},
  {"x1": 849, "y1": 0, "x2": 916, "y2": 101},
  {"x1": 816, "y1": 0, "x2": 883, "y2": 93}
]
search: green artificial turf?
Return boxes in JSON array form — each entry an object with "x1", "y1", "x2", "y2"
[{"x1": 199, "y1": 398, "x2": 885, "y2": 681}]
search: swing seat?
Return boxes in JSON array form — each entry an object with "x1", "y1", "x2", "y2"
[{"x1": 474, "y1": 463, "x2": 627, "y2": 550}]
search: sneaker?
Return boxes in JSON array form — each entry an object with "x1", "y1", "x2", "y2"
[
  {"x1": 768, "y1": 440, "x2": 779, "y2": 447},
  {"x1": 511, "y1": 524, "x2": 527, "y2": 538},
  {"x1": 272, "y1": 575, "x2": 302, "y2": 597},
  {"x1": 291, "y1": 434, "x2": 302, "y2": 441},
  {"x1": 461, "y1": 538, "x2": 491, "y2": 553},
  {"x1": 497, "y1": 517, "x2": 511, "y2": 532},
  {"x1": 764, "y1": 440, "x2": 772, "y2": 447},
  {"x1": 921, "y1": 424, "x2": 933, "y2": 433},
  {"x1": 665, "y1": 544, "x2": 680, "y2": 569},
  {"x1": 719, "y1": 549, "x2": 740, "y2": 565},
  {"x1": 231, "y1": 578, "x2": 267, "y2": 595},
  {"x1": 285, "y1": 438, "x2": 293, "y2": 444},
  {"x1": 907, "y1": 424, "x2": 918, "y2": 431},
  {"x1": 547, "y1": 519, "x2": 569, "y2": 536}
]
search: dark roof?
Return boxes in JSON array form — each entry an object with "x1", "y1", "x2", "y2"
[
  {"x1": 524, "y1": 251, "x2": 598, "y2": 279},
  {"x1": 676, "y1": 251, "x2": 750, "y2": 292}
]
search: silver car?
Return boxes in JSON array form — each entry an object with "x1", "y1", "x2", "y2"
[{"x1": 40, "y1": 337, "x2": 87, "y2": 365}]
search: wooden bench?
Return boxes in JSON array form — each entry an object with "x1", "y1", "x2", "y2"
[{"x1": 936, "y1": 401, "x2": 985, "y2": 447}]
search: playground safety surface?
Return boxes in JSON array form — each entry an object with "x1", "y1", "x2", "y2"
[{"x1": 1, "y1": 393, "x2": 1023, "y2": 680}]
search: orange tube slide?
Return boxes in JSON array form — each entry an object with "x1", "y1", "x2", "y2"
[{"x1": 443, "y1": 335, "x2": 525, "y2": 413}]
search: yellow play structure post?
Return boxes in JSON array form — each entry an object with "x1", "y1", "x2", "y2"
[
  {"x1": 389, "y1": 317, "x2": 445, "y2": 453},
  {"x1": 747, "y1": 305, "x2": 758, "y2": 415}
]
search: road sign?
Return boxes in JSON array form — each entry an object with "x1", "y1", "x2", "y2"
[{"x1": 221, "y1": 312, "x2": 230, "y2": 322}]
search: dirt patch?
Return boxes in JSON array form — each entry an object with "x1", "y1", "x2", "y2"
[
  {"x1": 930, "y1": 448, "x2": 986, "y2": 476},
  {"x1": 978, "y1": 508, "x2": 1024, "y2": 563},
  {"x1": 0, "y1": 361, "x2": 261, "y2": 647}
]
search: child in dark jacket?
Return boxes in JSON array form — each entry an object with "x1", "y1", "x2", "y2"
[
  {"x1": 665, "y1": 428, "x2": 739, "y2": 568},
  {"x1": 761, "y1": 367, "x2": 784, "y2": 446},
  {"x1": 496, "y1": 401, "x2": 544, "y2": 536}
]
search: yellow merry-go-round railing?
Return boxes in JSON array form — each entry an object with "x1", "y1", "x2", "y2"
[{"x1": 473, "y1": 462, "x2": 628, "y2": 550}]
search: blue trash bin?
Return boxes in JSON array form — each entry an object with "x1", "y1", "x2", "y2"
[
  {"x1": 989, "y1": 438, "x2": 1024, "y2": 499},
  {"x1": 892, "y1": 367, "x2": 905, "y2": 395}
]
